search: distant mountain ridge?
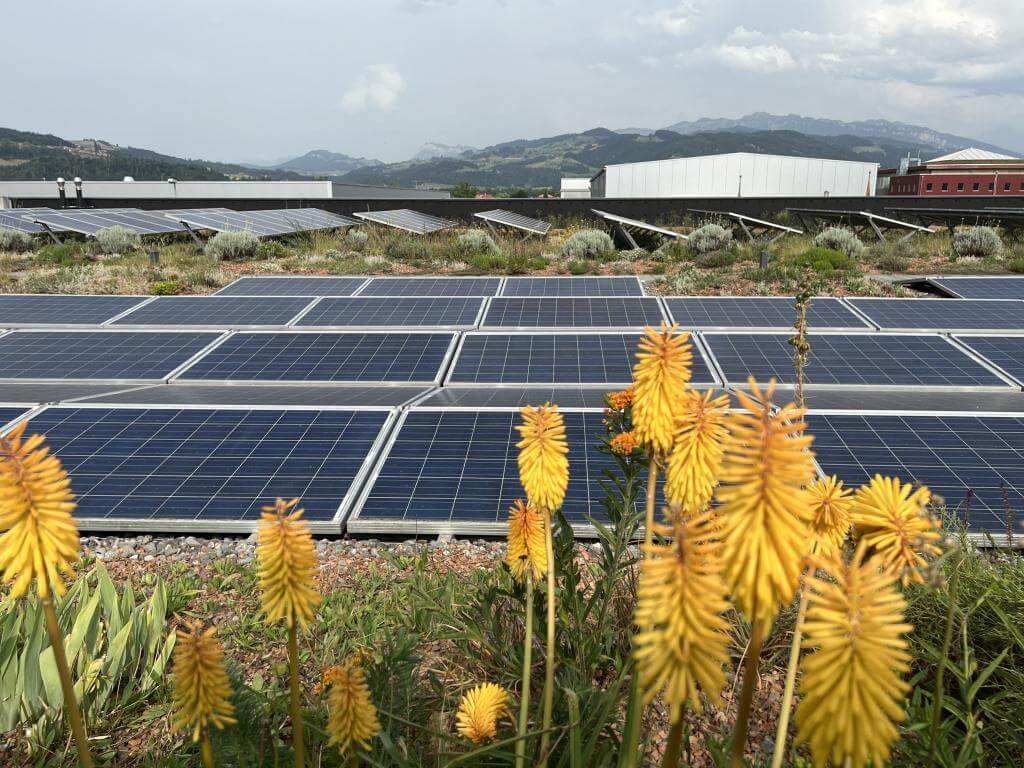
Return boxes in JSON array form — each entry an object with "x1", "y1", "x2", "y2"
[
  {"x1": 411, "y1": 142, "x2": 476, "y2": 161},
  {"x1": 271, "y1": 149, "x2": 382, "y2": 176}
]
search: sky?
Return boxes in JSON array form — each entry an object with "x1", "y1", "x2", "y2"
[{"x1": 4, "y1": 0, "x2": 1022, "y2": 164}]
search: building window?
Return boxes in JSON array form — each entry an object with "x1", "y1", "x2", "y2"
[
  {"x1": 957, "y1": 182, "x2": 965, "y2": 191},
  {"x1": 1020, "y1": 181, "x2": 1024, "y2": 191},
  {"x1": 988, "y1": 182, "x2": 995, "y2": 190},
  {"x1": 942, "y1": 182, "x2": 949, "y2": 191},
  {"x1": 973, "y1": 182, "x2": 980, "y2": 191},
  {"x1": 926, "y1": 182, "x2": 933, "y2": 191},
  {"x1": 1004, "y1": 182, "x2": 1012, "y2": 191}
]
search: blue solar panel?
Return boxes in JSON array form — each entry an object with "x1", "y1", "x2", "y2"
[
  {"x1": 10, "y1": 407, "x2": 390, "y2": 527},
  {"x1": 703, "y1": 333, "x2": 1009, "y2": 388},
  {"x1": 215, "y1": 277, "x2": 367, "y2": 297},
  {"x1": 930, "y1": 277, "x2": 1024, "y2": 300},
  {"x1": 0, "y1": 407, "x2": 29, "y2": 427},
  {"x1": 483, "y1": 298, "x2": 665, "y2": 328},
  {"x1": 663, "y1": 297, "x2": 870, "y2": 329},
  {"x1": 954, "y1": 336, "x2": 1024, "y2": 386},
  {"x1": 808, "y1": 413, "x2": 1024, "y2": 534},
  {"x1": 0, "y1": 295, "x2": 149, "y2": 326},
  {"x1": 351, "y1": 409, "x2": 628, "y2": 530},
  {"x1": 848, "y1": 298, "x2": 1024, "y2": 332},
  {"x1": 295, "y1": 297, "x2": 483, "y2": 328},
  {"x1": 0, "y1": 331, "x2": 220, "y2": 380},
  {"x1": 447, "y1": 333, "x2": 717, "y2": 385},
  {"x1": 501, "y1": 277, "x2": 644, "y2": 297},
  {"x1": 359, "y1": 277, "x2": 501, "y2": 297},
  {"x1": 178, "y1": 332, "x2": 454, "y2": 384},
  {"x1": 112, "y1": 297, "x2": 314, "y2": 328}
]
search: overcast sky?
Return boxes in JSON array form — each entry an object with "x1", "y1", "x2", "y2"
[{"x1": 5, "y1": 0, "x2": 1021, "y2": 163}]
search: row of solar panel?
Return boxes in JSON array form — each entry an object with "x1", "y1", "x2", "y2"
[
  {"x1": 0, "y1": 404, "x2": 1019, "y2": 538},
  {"x1": 3, "y1": 327, "x2": 1024, "y2": 390},
  {"x1": 5, "y1": 292, "x2": 1024, "y2": 331},
  {"x1": 214, "y1": 275, "x2": 647, "y2": 297}
]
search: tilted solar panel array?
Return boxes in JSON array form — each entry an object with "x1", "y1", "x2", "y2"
[
  {"x1": 214, "y1": 276, "x2": 368, "y2": 297},
  {"x1": 664, "y1": 297, "x2": 869, "y2": 330},
  {"x1": 927, "y1": 277, "x2": 1024, "y2": 300}
]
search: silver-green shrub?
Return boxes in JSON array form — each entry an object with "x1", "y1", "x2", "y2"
[
  {"x1": 94, "y1": 225, "x2": 141, "y2": 254},
  {"x1": 458, "y1": 229, "x2": 500, "y2": 256},
  {"x1": 0, "y1": 229, "x2": 34, "y2": 252},
  {"x1": 688, "y1": 223, "x2": 733, "y2": 254},
  {"x1": 952, "y1": 226, "x2": 1003, "y2": 259},
  {"x1": 344, "y1": 229, "x2": 369, "y2": 250},
  {"x1": 205, "y1": 230, "x2": 260, "y2": 259},
  {"x1": 561, "y1": 229, "x2": 615, "y2": 260},
  {"x1": 813, "y1": 226, "x2": 865, "y2": 259}
]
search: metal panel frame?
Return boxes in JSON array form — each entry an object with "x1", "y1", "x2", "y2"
[
  {"x1": 352, "y1": 209, "x2": 456, "y2": 235},
  {"x1": 0, "y1": 402, "x2": 402, "y2": 535},
  {"x1": 473, "y1": 209, "x2": 551, "y2": 237},
  {"x1": 211, "y1": 276, "x2": 371, "y2": 297},
  {"x1": 498, "y1": 276, "x2": 645, "y2": 298},
  {"x1": 847, "y1": 297, "x2": 1024, "y2": 333},
  {"x1": 0, "y1": 294, "x2": 155, "y2": 328},
  {"x1": 950, "y1": 333, "x2": 1024, "y2": 388},
  {"x1": 352, "y1": 276, "x2": 505, "y2": 297},
  {"x1": 169, "y1": 329, "x2": 460, "y2": 387},
  {"x1": 591, "y1": 208, "x2": 688, "y2": 248},
  {"x1": 479, "y1": 296, "x2": 667, "y2": 331},
  {"x1": 662, "y1": 295, "x2": 873, "y2": 331},
  {"x1": 110, "y1": 296, "x2": 319, "y2": 331},
  {"x1": 296, "y1": 296, "x2": 488, "y2": 331},
  {"x1": 924, "y1": 276, "x2": 1024, "y2": 300}
]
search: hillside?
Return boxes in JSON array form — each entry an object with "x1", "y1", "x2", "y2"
[
  {"x1": 337, "y1": 127, "x2": 928, "y2": 189},
  {"x1": 0, "y1": 127, "x2": 308, "y2": 181},
  {"x1": 271, "y1": 149, "x2": 381, "y2": 175}
]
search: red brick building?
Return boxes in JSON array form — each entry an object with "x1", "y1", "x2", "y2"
[{"x1": 884, "y1": 148, "x2": 1024, "y2": 196}]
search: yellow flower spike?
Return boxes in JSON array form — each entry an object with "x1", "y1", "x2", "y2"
[
  {"x1": 806, "y1": 475, "x2": 854, "y2": 559},
  {"x1": 516, "y1": 403, "x2": 569, "y2": 512},
  {"x1": 634, "y1": 510, "x2": 730, "y2": 723},
  {"x1": 0, "y1": 420, "x2": 80, "y2": 599},
  {"x1": 256, "y1": 497, "x2": 321, "y2": 629},
  {"x1": 326, "y1": 656, "x2": 381, "y2": 755},
  {"x1": 849, "y1": 475, "x2": 941, "y2": 586},
  {"x1": 456, "y1": 683, "x2": 510, "y2": 744},
  {"x1": 609, "y1": 431, "x2": 639, "y2": 456},
  {"x1": 631, "y1": 323, "x2": 693, "y2": 456},
  {"x1": 506, "y1": 499, "x2": 547, "y2": 583},
  {"x1": 715, "y1": 378, "x2": 815, "y2": 626},
  {"x1": 171, "y1": 623, "x2": 237, "y2": 743},
  {"x1": 664, "y1": 389, "x2": 730, "y2": 516},
  {"x1": 796, "y1": 548, "x2": 913, "y2": 768}
]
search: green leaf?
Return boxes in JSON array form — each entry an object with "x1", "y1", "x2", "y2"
[{"x1": 38, "y1": 644, "x2": 63, "y2": 709}]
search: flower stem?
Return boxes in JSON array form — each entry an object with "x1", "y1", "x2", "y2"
[
  {"x1": 643, "y1": 458, "x2": 658, "y2": 547},
  {"x1": 515, "y1": 574, "x2": 535, "y2": 768},
  {"x1": 927, "y1": 549, "x2": 962, "y2": 768},
  {"x1": 731, "y1": 617, "x2": 765, "y2": 768},
  {"x1": 770, "y1": 582, "x2": 809, "y2": 768},
  {"x1": 200, "y1": 731, "x2": 215, "y2": 768},
  {"x1": 662, "y1": 719, "x2": 684, "y2": 768},
  {"x1": 288, "y1": 624, "x2": 305, "y2": 768},
  {"x1": 538, "y1": 510, "x2": 557, "y2": 768},
  {"x1": 41, "y1": 597, "x2": 94, "y2": 768}
]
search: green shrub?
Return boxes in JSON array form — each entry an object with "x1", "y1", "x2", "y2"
[
  {"x1": 94, "y1": 225, "x2": 141, "y2": 254},
  {"x1": 567, "y1": 259, "x2": 595, "y2": 275},
  {"x1": 1007, "y1": 256, "x2": 1024, "y2": 274},
  {"x1": 0, "y1": 229, "x2": 34, "y2": 252},
  {"x1": 952, "y1": 226, "x2": 1003, "y2": 259},
  {"x1": 149, "y1": 279, "x2": 181, "y2": 295},
  {"x1": 695, "y1": 250, "x2": 736, "y2": 269},
  {"x1": 384, "y1": 236, "x2": 430, "y2": 262},
  {"x1": 813, "y1": 226, "x2": 865, "y2": 259},
  {"x1": 205, "y1": 230, "x2": 260, "y2": 260},
  {"x1": 467, "y1": 252, "x2": 506, "y2": 271},
  {"x1": 561, "y1": 229, "x2": 615, "y2": 260},
  {"x1": 791, "y1": 246, "x2": 855, "y2": 272},
  {"x1": 457, "y1": 229, "x2": 500, "y2": 256},
  {"x1": 34, "y1": 242, "x2": 82, "y2": 266},
  {"x1": 654, "y1": 238, "x2": 688, "y2": 261},
  {"x1": 344, "y1": 229, "x2": 369, "y2": 250},
  {"x1": 254, "y1": 240, "x2": 288, "y2": 260},
  {"x1": 874, "y1": 253, "x2": 910, "y2": 272},
  {"x1": 619, "y1": 247, "x2": 648, "y2": 262},
  {"x1": 688, "y1": 223, "x2": 733, "y2": 255}
]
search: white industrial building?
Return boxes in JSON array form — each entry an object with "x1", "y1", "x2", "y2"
[
  {"x1": 589, "y1": 153, "x2": 879, "y2": 198},
  {"x1": 559, "y1": 178, "x2": 592, "y2": 199}
]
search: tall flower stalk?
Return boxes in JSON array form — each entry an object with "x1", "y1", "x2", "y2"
[
  {"x1": 715, "y1": 378, "x2": 815, "y2": 768},
  {"x1": 171, "y1": 623, "x2": 237, "y2": 768},
  {"x1": 516, "y1": 404, "x2": 568, "y2": 768},
  {"x1": 664, "y1": 389, "x2": 729, "y2": 518},
  {"x1": 456, "y1": 683, "x2": 511, "y2": 745},
  {"x1": 256, "y1": 497, "x2": 322, "y2": 768},
  {"x1": 0, "y1": 421, "x2": 93, "y2": 768},
  {"x1": 325, "y1": 655, "x2": 381, "y2": 764}
]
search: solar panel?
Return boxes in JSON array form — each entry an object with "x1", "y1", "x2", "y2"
[
  {"x1": 112, "y1": 297, "x2": 315, "y2": 328},
  {"x1": 447, "y1": 332, "x2": 717, "y2": 386},
  {"x1": 482, "y1": 298, "x2": 666, "y2": 329},
  {"x1": 0, "y1": 330, "x2": 221, "y2": 381},
  {"x1": 77, "y1": 384, "x2": 431, "y2": 408},
  {"x1": 953, "y1": 336, "x2": 1024, "y2": 387},
  {"x1": 703, "y1": 333, "x2": 1011, "y2": 389},
  {"x1": 808, "y1": 412, "x2": 1024, "y2": 535},
  {"x1": 349, "y1": 409, "x2": 625, "y2": 534},
  {"x1": 848, "y1": 298, "x2": 1024, "y2": 332},
  {"x1": 501, "y1": 277, "x2": 644, "y2": 297},
  {"x1": 262, "y1": 208, "x2": 359, "y2": 229},
  {"x1": 165, "y1": 210, "x2": 296, "y2": 237},
  {"x1": 358, "y1": 277, "x2": 501, "y2": 297},
  {"x1": 295, "y1": 297, "x2": 484, "y2": 328},
  {"x1": 0, "y1": 208, "x2": 54, "y2": 234},
  {"x1": 0, "y1": 295, "x2": 150, "y2": 327},
  {"x1": 591, "y1": 209, "x2": 687, "y2": 240},
  {"x1": 352, "y1": 209, "x2": 456, "y2": 235},
  {"x1": 177, "y1": 332, "x2": 455, "y2": 385},
  {"x1": 0, "y1": 407, "x2": 30, "y2": 427},
  {"x1": 799, "y1": 389, "x2": 1024, "y2": 414},
  {"x1": 417, "y1": 388, "x2": 611, "y2": 409},
  {"x1": 928, "y1": 277, "x2": 1024, "y2": 301},
  {"x1": 473, "y1": 210, "x2": 551, "y2": 235},
  {"x1": 214, "y1": 277, "x2": 368, "y2": 297},
  {"x1": 664, "y1": 297, "x2": 870, "y2": 330},
  {"x1": 5, "y1": 406, "x2": 392, "y2": 532},
  {"x1": 32, "y1": 209, "x2": 187, "y2": 236}
]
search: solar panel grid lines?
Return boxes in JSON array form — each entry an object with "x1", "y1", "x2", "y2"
[
  {"x1": 356, "y1": 277, "x2": 503, "y2": 297},
  {"x1": 3, "y1": 404, "x2": 399, "y2": 533},
  {"x1": 473, "y1": 209, "x2": 551, "y2": 236},
  {"x1": 481, "y1": 297, "x2": 666, "y2": 329},
  {"x1": 590, "y1": 209, "x2": 688, "y2": 240},
  {"x1": 352, "y1": 209, "x2": 457, "y2": 235},
  {"x1": 927, "y1": 277, "x2": 1024, "y2": 301},
  {"x1": 110, "y1": 296, "x2": 317, "y2": 329},
  {"x1": 847, "y1": 298, "x2": 1024, "y2": 333},
  {"x1": 0, "y1": 406, "x2": 32, "y2": 428},
  {"x1": 952, "y1": 335, "x2": 1024, "y2": 388},
  {"x1": 167, "y1": 210, "x2": 336, "y2": 237},
  {"x1": 700, "y1": 331, "x2": 1015, "y2": 390},
  {"x1": 445, "y1": 331, "x2": 719, "y2": 387},
  {"x1": 806, "y1": 410, "x2": 1024, "y2": 538},
  {"x1": 0, "y1": 329, "x2": 227, "y2": 383},
  {"x1": 662, "y1": 296, "x2": 872, "y2": 330},
  {"x1": 0, "y1": 209, "x2": 52, "y2": 233},
  {"x1": 31, "y1": 209, "x2": 188, "y2": 236},
  {"x1": 295, "y1": 296, "x2": 486, "y2": 329},
  {"x1": 174, "y1": 331, "x2": 459, "y2": 386},
  {"x1": 213, "y1": 276, "x2": 370, "y2": 297},
  {"x1": 499, "y1": 276, "x2": 645, "y2": 297},
  {"x1": 0, "y1": 294, "x2": 153, "y2": 327},
  {"x1": 74, "y1": 384, "x2": 434, "y2": 408}
]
